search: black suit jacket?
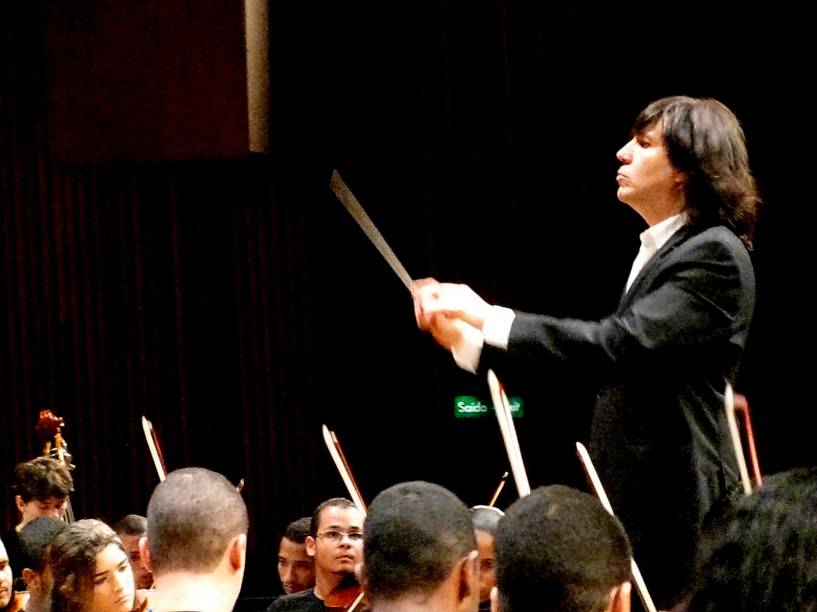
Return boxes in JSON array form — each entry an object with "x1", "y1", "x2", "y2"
[{"x1": 481, "y1": 223, "x2": 755, "y2": 608}]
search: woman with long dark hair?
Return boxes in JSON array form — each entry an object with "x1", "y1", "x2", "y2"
[{"x1": 48, "y1": 520, "x2": 135, "y2": 612}]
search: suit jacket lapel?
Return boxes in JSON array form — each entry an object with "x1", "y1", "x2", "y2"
[{"x1": 618, "y1": 224, "x2": 697, "y2": 311}]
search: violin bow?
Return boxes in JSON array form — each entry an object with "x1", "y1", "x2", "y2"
[
  {"x1": 576, "y1": 442, "x2": 657, "y2": 612},
  {"x1": 488, "y1": 471, "x2": 509, "y2": 507},
  {"x1": 322, "y1": 424, "x2": 367, "y2": 513},
  {"x1": 732, "y1": 391, "x2": 763, "y2": 488},
  {"x1": 487, "y1": 370, "x2": 531, "y2": 497},
  {"x1": 142, "y1": 416, "x2": 168, "y2": 482},
  {"x1": 723, "y1": 382, "x2": 753, "y2": 494},
  {"x1": 321, "y1": 425, "x2": 368, "y2": 611},
  {"x1": 346, "y1": 592, "x2": 366, "y2": 612}
]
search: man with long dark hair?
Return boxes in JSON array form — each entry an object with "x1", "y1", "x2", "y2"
[{"x1": 414, "y1": 96, "x2": 760, "y2": 608}]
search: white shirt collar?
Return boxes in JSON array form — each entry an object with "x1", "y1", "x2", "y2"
[
  {"x1": 639, "y1": 211, "x2": 688, "y2": 253},
  {"x1": 625, "y1": 212, "x2": 688, "y2": 293}
]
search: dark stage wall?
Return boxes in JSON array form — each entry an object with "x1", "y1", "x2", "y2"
[{"x1": 1, "y1": 1, "x2": 813, "y2": 599}]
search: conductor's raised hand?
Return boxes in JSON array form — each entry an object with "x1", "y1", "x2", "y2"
[{"x1": 413, "y1": 281, "x2": 493, "y2": 331}]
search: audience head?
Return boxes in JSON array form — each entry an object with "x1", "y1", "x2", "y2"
[
  {"x1": 684, "y1": 467, "x2": 817, "y2": 611},
  {"x1": 470, "y1": 505, "x2": 504, "y2": 605},
  {"x1": 112, "y1": 515, "x2": 152, "y2": 590},
  {"x1": 362, "y1": 481, "x2": 479, "y2": 611},
  {"x1": 48, "y1": 519, "x2": 134, "y2": 612},
  {"x1": 13, "y1": 457, "x2": 73, "y2": 527},
  {"x1": 493, "y1": 485, "x2": 632, "y2": 612},
  {"x1": 278, "y1": 517, "x2": 315, "y2": 594}
]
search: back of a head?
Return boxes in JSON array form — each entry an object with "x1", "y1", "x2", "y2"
[
  {"x1": 685, "y1": 467, "x2": 817, "y2": 611},
  {"x1": 363, "y1": 481, "x2": 476, "y2": 603},
  {"x1": 18, "y1": 517, "x2": 68, "y2": 573},
  {"x1": 494, "y1": 485, "x2": 631, "y2": 612},
  {"x1": 146, "y1": 467, "x2": 248, "y2": 576},
  {"x1": 633, "y1": 95, "x2": 759, "y2": 247},
  {"x1": 470, "y1": 506, "x2": 504, "y2": 536},
  {"x1": 13, "y1": 457, "x2": 74, "y2": 501},
  {"x1": 283, "y1": 517, "x2": 312, "y2": 545},
  {"x1": 112, "y1": 514, "x2": 147, "y2": 538}
]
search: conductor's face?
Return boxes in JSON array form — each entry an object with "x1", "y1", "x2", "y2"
[{"x1": 615, "y1": 122, "x2": 687, "y2": 224}]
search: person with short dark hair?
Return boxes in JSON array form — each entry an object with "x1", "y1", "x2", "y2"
[
  {"x1": 493, "y1": 485, "x2": 632, "y2": 612},
  {"x1": 414, "y1": 95, "x2": 759, "y2": 608},
  {"x1": 268, "y1": 498, "x2": 364, "y2": 612},
  {"x1": 12, "y1": 457, "x2": 73, "y2": 525},
  {"x1": 470, "y1": 506, "x2": 503, "y2": 612},
  {"x1": 141, "y1": 467, "x2": 248, "y2": 612},
  {"x1": 683, "y1": 467, "x2": 817, "y2": 611},
  {"x1": 361, "y1": 481, "x2": 479, "y2": 612},
  {"x1": 3, "y1": 457, "x2": 74, "y2": 582},
  {"x1": 17, "y1": 517, "x2": 68, "y2": 612},
  {"x1": 112, "y1": 515, "x2": 152, "y2": 590},
  {"x1": 278, "y1": 517, "x2": 315, "y2": 595},
  {"x1": 48, "y1": 519, "x2": 135, "y2": 612}
]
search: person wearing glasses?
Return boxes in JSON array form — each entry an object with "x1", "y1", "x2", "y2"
[{"x1": 268, "y1": 498, "x2": 365, "y2": 612}]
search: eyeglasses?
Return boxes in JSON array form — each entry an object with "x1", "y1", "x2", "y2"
[{"x1": 317, "y1": 529, "x2": 364, "y2": 543}]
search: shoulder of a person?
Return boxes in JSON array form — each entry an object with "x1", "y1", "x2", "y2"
[
  {"x1": 266, "y1": 589, "x2": 317, "y2": 611},
  {"x1": 672, "y1": 224, "x2": 750, "y2": 263}
]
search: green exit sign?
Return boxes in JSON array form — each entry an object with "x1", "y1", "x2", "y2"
[{"x1": 454, "y1": 396, "x2": 524, "y2": 419}]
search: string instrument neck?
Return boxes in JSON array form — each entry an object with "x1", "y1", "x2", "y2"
[{"x1": 35, "y1": 409, "x2": 76, "y2": 522}]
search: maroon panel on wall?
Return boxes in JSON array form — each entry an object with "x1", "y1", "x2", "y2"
[{"x1": 44, "y1": 0, "x2": 255, "y2": 163}]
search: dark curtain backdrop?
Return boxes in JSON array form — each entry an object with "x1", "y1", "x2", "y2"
[{"x1": 2, "y1": 0, "x2": 813, "y2": 598}]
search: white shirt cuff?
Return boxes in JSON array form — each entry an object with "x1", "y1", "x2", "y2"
[
  {"x1": 451, "y1": 322, "x2": 484, "y2": 374},
  {"x1": 483, "y1": 306, "x2": 516, "y2": 349}
]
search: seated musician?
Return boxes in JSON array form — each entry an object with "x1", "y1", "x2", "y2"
[
  {"x1": 492, "y1": 485, "x2": 632, "y2": 612},
  {"x1": 2, "y1": 457, "x2": 73, "y2": 585},
  {"x1": 16, "y1": 517, "x2": 67, "y2": 612},
  {"x1": 112, "y1": 515, "x2": 153, "y2": 590},
  {"x1": 267, "y1": 498, "x2": 364, "y2": 612},
  {"x1": 277, "y1": 517, "x2": 315, "y2": 596},
  {"x1": 359, "y1": 481, "x2": 480, "y2": 612},
  {"x1": 47, "y1": 519, "x2": 136, "y2": 612}
]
